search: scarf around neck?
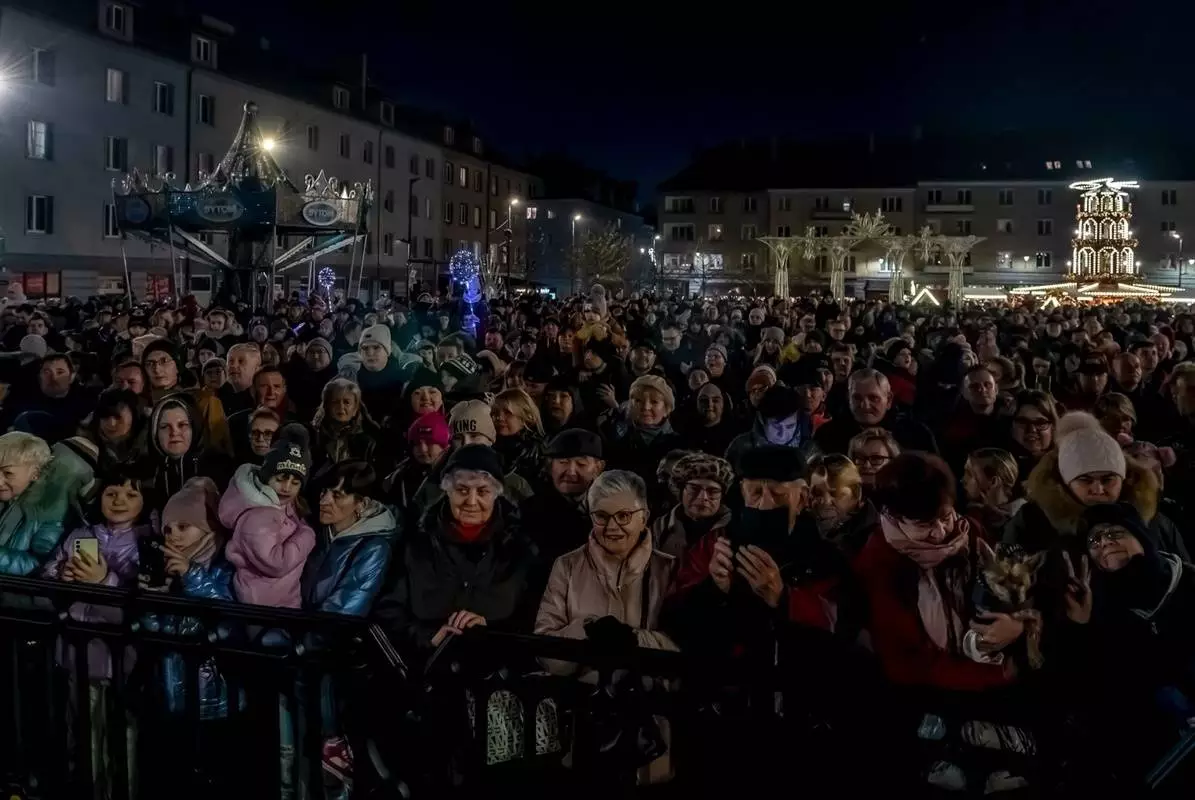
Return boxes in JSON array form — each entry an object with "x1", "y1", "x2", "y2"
[{"x1": 880, "y1": 511, "x2": 971, "y2": 651}]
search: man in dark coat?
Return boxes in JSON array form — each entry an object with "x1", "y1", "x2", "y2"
[{"x1": 814, "y1": 368, "x2": 938, "y2": 457}]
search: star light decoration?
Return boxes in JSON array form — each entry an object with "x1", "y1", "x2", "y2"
[{"x1": 318, "y1": 266, "x2": 335, "y2": 295}]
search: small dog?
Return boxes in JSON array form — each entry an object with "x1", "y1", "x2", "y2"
[{"x1": 972, "y1": 540, "x2": 1047, "y2": 669}]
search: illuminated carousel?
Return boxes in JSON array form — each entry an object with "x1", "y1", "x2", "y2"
[{"x1": 1010, "y1": 177, "x2": 1188, "y2": 306}]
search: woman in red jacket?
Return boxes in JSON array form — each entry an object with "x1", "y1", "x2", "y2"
[{"x1": 856, "y1": 452, "x2": 1021, "y2": 691}]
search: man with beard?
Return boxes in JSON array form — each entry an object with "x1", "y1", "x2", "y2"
[{"x1": 628, "y1": 341, "x2": 665, "y2": 381}]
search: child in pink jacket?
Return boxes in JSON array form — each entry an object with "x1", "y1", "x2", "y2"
[{"x1": 219, "y1": 425, "x2": 315, "y2": 608}]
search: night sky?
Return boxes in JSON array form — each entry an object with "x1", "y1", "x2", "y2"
[{"x1": 216, "y1": 0, "x2": 1190, "y2": 196}]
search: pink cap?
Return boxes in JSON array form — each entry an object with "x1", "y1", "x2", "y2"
[{"x1": 407, "y1": 412, "x2": 450, "y2": 448}]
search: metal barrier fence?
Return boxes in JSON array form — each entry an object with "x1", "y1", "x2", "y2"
[{"x1": 0, "y1": 573, "x2": 1187, "y2": 800}]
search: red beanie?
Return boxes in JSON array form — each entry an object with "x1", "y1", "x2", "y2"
[{"x1": 407, "y1": 412, "x2": 450, "y2": 448}]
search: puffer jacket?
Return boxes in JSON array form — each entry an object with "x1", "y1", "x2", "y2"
[
  {"x1": 142, "y1": 558, "x2": 238, "y2": 720},
  {"x1": 42, "y1": 521, "x2": 152, "y2": 680},
  {"x1": 302, "y1": 502, "x2": 396, "y2": 616},
  {"x1": 311, "y1": 407, "x2": 384, "y2": 473},
  {"x1": 220, "y1": 463, "x2": 316, "y2": 608},
  {"x1": 0, "y1": 440, "x2": 93, "y2": 576},
  {"x1": 373, "y1": 497, "x2": 538, "y2": 661}
]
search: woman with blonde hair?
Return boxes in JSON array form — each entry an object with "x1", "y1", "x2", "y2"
[
  {"x1": 847, "y1": 428, "x2": 901, "y2": 493},
  {"x1": 961, "y1": 447, "x2": 1026, "y2": 534},
  {"x1": 491, "y1": 388, "x2": 546, "y2": 482}
]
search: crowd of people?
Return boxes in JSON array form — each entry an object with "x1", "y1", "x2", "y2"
[{"x1": 3, "y1": 281, "x2": 1195, "y2": 794}]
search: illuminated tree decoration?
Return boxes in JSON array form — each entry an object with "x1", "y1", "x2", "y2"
[
  {"x1": 1069, "y1": 178, "x2": 1140, "y2": 280},
  {"x1": 450, "y1": 248, "x2": 483, "y2": 335},
  {"x1": 318, "y1": 266, "x2": 335, "y2": 295}
]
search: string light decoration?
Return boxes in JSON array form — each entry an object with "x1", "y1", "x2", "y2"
[
  {"x1": 1069, "y1": 178, "x2": 1140, "y2": 280},
  {"x1": 318, "y1": 266, "x2": 335, "y2": 295}
]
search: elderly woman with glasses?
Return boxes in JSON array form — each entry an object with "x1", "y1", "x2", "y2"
[
  {"x1": 536, "y1": 469, "x2": 678, "y2": 664},
  {"x1": 653, "y1": 453, "x2": 734, "y2": 560},
  {"x1": 847, "y1": 428, "x2": 901, "y2": 493}
]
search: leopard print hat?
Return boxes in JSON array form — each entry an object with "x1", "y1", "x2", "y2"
[{"x1": 670, "y1": 453, "x2": 734, "y2": 496}]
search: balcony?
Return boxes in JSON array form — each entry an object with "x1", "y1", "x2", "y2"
[{"x1": 924, "y1": 203, "x2": 975, "y2": 213}]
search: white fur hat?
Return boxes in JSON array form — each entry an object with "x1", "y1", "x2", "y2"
[{"x1": 1056, "y1": 411, "x2": 1126, "y2": 484}]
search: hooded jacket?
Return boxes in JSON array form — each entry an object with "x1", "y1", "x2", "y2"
[
  {"x1": 0, "y1": 440, "x2": 94, "y2": 576},
  {"x1": 219, "y1": 463, "x2": 316, "y2": 608},
  {"x1": 725, "y1": 411, "x2": 817, "y2": 467},
  {"x1": 302, "y1": 502, "x2": 397, "y2": 616},
  {"x1": 141, "y1": 393, "x2": 233, "y2": 501}
]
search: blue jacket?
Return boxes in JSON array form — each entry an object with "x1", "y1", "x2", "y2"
[
  {"x1": 302, "y1": 503, "x2": 396, "y2": 617},
  {"x1": 142, "y1": 557, "x2": 238, "y2": 720}
]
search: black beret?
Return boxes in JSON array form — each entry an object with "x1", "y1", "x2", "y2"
[
  {"x1": 443, "y1": 444, "x2": 505, "y2": 481},
  {"x1": 545, "y1": 428, "x2": 602, "y2": 459},
  {"x1": 757, "y1": 384, "x2": 801, "y2": 421},
  {"x1": 736, "y1": 445, "x2": 806, "y2": 483}
]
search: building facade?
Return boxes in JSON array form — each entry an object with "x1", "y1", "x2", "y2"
[
  {"x1": 524, "y1": 198, "x2": 654, "y2": 296},
  {"x1": 658, "y1": 141, "x2": 1195, "y2": 296},
  {"x1": 0, "y1": 1, "x2": 539, "y2": 302}
]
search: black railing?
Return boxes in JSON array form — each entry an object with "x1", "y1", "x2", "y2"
[
  {"x1": 0, "y1": 574, "x2": 382, "y2": 800},
  {"x1": 0, "y1": 574, "x2": 1189, "y2": 799}
]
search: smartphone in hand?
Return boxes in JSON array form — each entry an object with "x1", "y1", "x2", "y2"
[
  {"x1": 73, "y1": 538, "x2": 99, "y2": 562},
  {"x1": 137, "y1": 537, "x2": 169, "y2": 590}
]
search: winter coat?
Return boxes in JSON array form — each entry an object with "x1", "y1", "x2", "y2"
[
  {"x1": 372, "y1": 497, "x2": 538, "y2": 661},
  {"x1": 535, "y1": 532, "x2": 677, "y2": 673},
  {"x1": 854, "y1": 521, "x2": 1011, "y2": 691},
  {"x1": 150, "y1": 384, "x2": 232, "y2": 458},
  {"x1": 1002, "y1": 450, "x2": 1190, "y2": 561},
  {"x1": 42, "y1": 522, "x2": 152, "y2": 680},
  {"x1": 142, "y1": 558, "x2": 238, "y2": 720},
  {"x1": 140, "y1": 394, "x2": 234, "y2": 501},
  {"x1": 220, "y1": 463, "x2": 316, "y2": 609},
  {"x1": 301, "y1": 503, "x2": 396, "y2": 616},
  {"x1": 311, "y1": 409, "x2": 384, "y2": 473},
  {"x1": 493, "y1": 428, "x2": 546, "y2": 484},
  {"x1": 598, "y1": 407, "x2": 683, "y2": 482},
  {"x1": 813, "y1": 410, "x2": 939, "y2": 459},
  {"x1": 725, "y1": 413, "x2": 818, "y2": 467},
  {"x1": 0, "y1": 444, "x2": 86, "y2": 576},
  {"x1": 354, "y1": 358, "x2": 407, "y2": 424},
  {"x1": 652, "y1": 505, "x2": 732, "y2": 561},
  {"x1": 410, "y1": 448, "x2": 536, "y2": 520}
]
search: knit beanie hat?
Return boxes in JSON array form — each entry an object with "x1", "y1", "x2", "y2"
[
  {"x1": 407, "y1": 412, "x2": 451, "y2": 448},
  {"x1": 630, "y1": 374, "x2": 675, "y2": 413},
  {"x1": 670, "y1": 452, "x2": 734, "y2": 495},
  {"x1": 307, "y1": 337, "x2": 333, "y2": 359},
  {"x1": 202, "y1": 357, "x2": 226, "y2": 374},
  {"x1": 142, "y1": 338, "x2": 183, "y2": 372},
  {"x1": 449, "y1": 399, "x2": 496, "y2": 444},
  {"x1": 441, "y1": 354, "x2": 480, "y2": 383},
  {"x1": 706, "y1": 343, "x2": 729, "y2": 361},
  {"x1": 746, "y1": 365, "x2": 778, "y2": 394},
  {"x1": 762, "y1": 327, "x2": 786, "y2": 345},
  {"x1": 1056, "y1": 411, "x2": 1126, "y2": 484},
  {"x1": 162, "y1": 477, "x2": 225, "y2": 538},
  {"x1": 359, "y1": 324, "x2": 393, "y2": 356},
  {"x1": 258, "y1": 423, "x2": 312, "y2": 486},
  {"x1": 19, "y1": 334, "x2": 47, "y2": 359},
  {"x1": 405, "y1": 367, "x2": 443, "y2": 395}
]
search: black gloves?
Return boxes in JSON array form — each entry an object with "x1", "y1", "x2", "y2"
[{"x1": 584, "y1": 615, "x2": 638, "y2": 653}]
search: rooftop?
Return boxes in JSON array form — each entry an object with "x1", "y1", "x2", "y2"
[{"x1": 658, "y1": 132, "x2": 1195, "y2": 192}]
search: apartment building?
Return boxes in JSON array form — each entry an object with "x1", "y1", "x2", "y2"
[
  {"x1": 523, "y1": 198, "x2": 654, "y2": 296},
  {"x1": 0, "y1": 1, "x2": 538, "y2": 301},
  {"x1": 658, "y1": 138, "x2": 1195, "y2": 296}
]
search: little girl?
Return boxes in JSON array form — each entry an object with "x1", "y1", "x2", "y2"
[{"x1": 220, "y1": 424, "x2": 315, "y2": 608}]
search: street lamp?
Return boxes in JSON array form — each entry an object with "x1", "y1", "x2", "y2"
[
  {"x1": 1173, "y1": 230, "x2": 1185, "y2": 287},
  {"x1": 506, "y1": 197, "x2": 520, "y2": 282},
  {"x1": 262, "y1": 138, "x2": 276, "y2": 152},
  {"x1": 571, "y1": 214, "x2": 583, "y2": 294}
]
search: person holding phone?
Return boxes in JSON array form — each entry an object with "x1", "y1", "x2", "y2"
[{"x1": 43, "y1": 468, "x2": 153, "y2": 590}]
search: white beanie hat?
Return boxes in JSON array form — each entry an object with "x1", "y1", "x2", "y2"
[
  {"x1": 1057, "y1": 411, "x2": 1126, "y2": 484},
  {"x1": 359, "y1": 324, "x2": 393, "y2": 356}
]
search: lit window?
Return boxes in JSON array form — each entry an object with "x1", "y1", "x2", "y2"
[
  {"x1": 458, "y1": 166, "x2": 468, "y2": 187},
  {"x1": 526, "y1": 206, "x2": 538, "y2": 220}
]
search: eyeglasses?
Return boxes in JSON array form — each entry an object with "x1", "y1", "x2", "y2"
[
  {"x1": 590, "y1": 508, "x2": 644, "y2": 529},
  {"x1": 855, "y1": 455, "x2": 891, "y2": 468},
  {"x1": 1013, "y1": 417, "x2": 1051, "y2": 431},
  {"x1": 250, "y1": 429, "x2": 278, "y2": 440},
  {"x1": 1087, "y1": 528, "x2": 1130, "y2": 548},
  {"x1": 684, "y1": 483, "x2": 723, "y2": 498},
  {"x1": 144, "y1": 357, "x2": 174, "y2": 370}
]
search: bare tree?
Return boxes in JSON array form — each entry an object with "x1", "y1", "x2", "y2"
[{"x1": 567, "y1": 226, "x2": 632, "y2": 289}]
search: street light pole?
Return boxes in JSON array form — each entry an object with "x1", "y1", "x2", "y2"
[
  {"x1": 507, "y1": 197, "x2": 519, "y2": 288},
  {"x1": 571, "y1": 214, "x2": 582, "y2": 295}
]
